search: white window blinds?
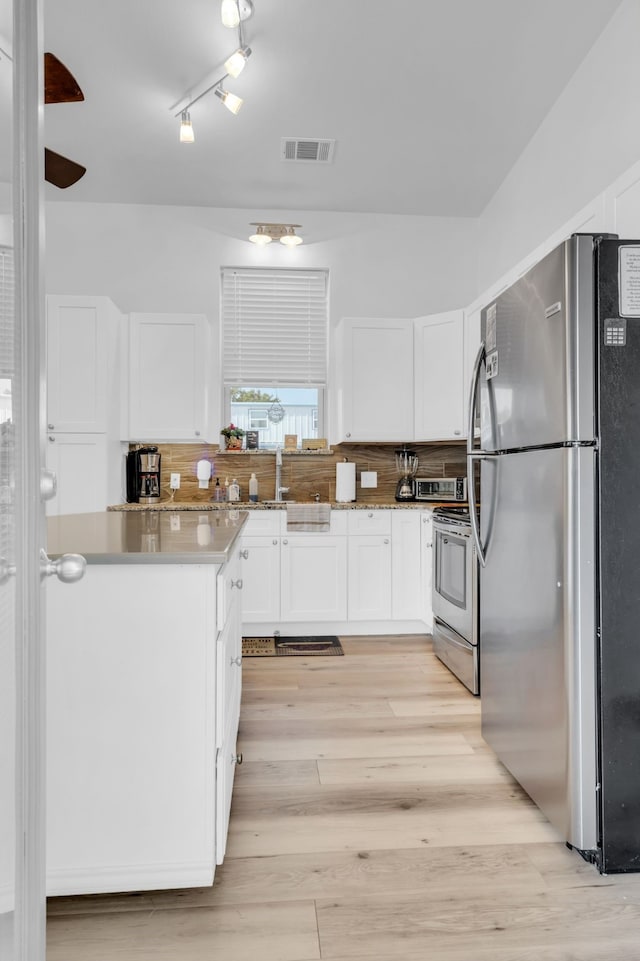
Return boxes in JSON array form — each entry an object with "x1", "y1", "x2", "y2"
[{"x1": 222, "y1": 268, "x2": 328, "y2": 386}]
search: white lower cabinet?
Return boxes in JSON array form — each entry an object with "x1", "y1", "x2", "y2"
[
  {"x1": 47, "y1": 547, "x2": 243, "y2": 896},
  {"x1": 281, "y1": 535, "x2": 348, "y2": 621},
  {"x1": 241, "y1": 535, "x2": 281, "y2": 621},
  {"x1": 391, "y1": 510, "x2": 424, "y2": 620},
  {"x1": 242, "y1": 508, "x2": 433, "y2": 633},
  {"x1": 215, "y1": 549, "x2": 243, "y2": 865},
  {"x1": 347, "y1": 534, "x2": 392, "y2": 619},
  {"x1": 421, "y1": 511, "x2": 434, "y2": 630}
]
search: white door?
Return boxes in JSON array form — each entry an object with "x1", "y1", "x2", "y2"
[{"x1": 0, "y1": 1, "x2": 45, "y2": 956}]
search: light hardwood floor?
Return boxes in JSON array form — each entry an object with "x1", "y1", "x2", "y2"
[{"x1": 47, "y1": 635, "x2": 640, "y2": 960}]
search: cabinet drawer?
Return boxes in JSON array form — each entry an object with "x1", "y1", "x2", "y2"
[
  {"x1": 346, "y1": 509, "x2": 391, "y2": 535},
  {"x1": 243, "y1": 511, "x2": 282, "y2": 536}
]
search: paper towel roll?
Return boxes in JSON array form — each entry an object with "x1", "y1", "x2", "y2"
[{"x1": 335, "y1": 461, "x2": 356, "y2": 502}]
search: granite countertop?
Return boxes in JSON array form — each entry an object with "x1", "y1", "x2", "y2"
[
  {"x1": 47, "y1": 510, "x2": 249, "y2": 564},
  {"x1": 108, "y1": 500, "x2": 459, "y2": 512}
]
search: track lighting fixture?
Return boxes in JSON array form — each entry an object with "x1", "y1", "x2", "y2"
[
  {"x1": 248, "y1": 223, "x2": 303, "y2": 246},
  {"x1": 179, "y1": 110, "x2": 195, "y2": 143},
  {"x1": 173, "y1": 1, "x2": 254, "y2": 140},
  {"x1": 215, "y1": 85, "x2": 243, "y2": 115},
  {"x1": 224, "y1": 45, "x2": 252, "y2": 78}
]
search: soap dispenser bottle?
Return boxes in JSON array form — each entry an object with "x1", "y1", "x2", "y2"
[
  {"x1": 249, "y1": 472, "x2": 259, "y2": 503},
  {"x1": 228, "y1": 478, "x2": 240, "y2": 502}
]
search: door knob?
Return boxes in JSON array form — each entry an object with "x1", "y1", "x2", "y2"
[
  {"x1": 40, "y1": 469, "x2": 57, "y2": 501},
  {"x1": 40, "y1": 549, "x2": 86, "y2": 583}
]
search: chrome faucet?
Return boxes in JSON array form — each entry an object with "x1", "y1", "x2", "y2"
[{"x1": 275, "y1": 447, "x2": 289, "y2": 502}]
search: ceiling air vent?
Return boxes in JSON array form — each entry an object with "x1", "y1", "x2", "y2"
[{"x1": 281, "y1": 138, "x2": 336, "y2": 163}]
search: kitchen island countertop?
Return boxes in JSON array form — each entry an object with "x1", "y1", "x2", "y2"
[{"x1": 47, "y1": 509, "x2": 248, "y2": 564}]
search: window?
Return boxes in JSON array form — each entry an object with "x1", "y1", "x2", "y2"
[
  {"x1": 222, "y1": 268, "x2": 328, "y2": 448},
  {"x1": 249, "y1": 408, "x2": 269, "y2": 430}
]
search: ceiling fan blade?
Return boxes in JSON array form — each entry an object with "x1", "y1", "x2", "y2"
[
  {"x1": 44, "y1": 52, "x2": 84, "y2": 104},
  {"x1": 44, "y1": 148, "x2": 86, "y2": 189}
]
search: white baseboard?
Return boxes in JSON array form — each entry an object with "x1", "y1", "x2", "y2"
[{"x1": 46, "y1": 859, "x2": 214, "y2": 897}]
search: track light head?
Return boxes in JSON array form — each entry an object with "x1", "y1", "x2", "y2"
[
  {"x1": 220, "y1": 0, "x2": 254, "y2": 28},
  {"x1": 215, "y1": 85, "x2": 243, "y2": 114},
  {"x1": 225, "y1": 45, "x2": 252, "y2": 78},
  {"x1": 179, "y1": 110, "x2": 195, "y2": 143}
]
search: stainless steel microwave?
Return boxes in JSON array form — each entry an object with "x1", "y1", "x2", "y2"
[{"x1": 414, "y1": 477, "x2": 467, "y2": 501}]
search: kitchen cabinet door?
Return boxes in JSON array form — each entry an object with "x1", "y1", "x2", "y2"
[
  {"x1": 414, "y1": 310, "x2": 464, "y2": 441},
  {"x1": 240, "y1": 535, "x2": 281, "y2": 623},
  {"x1": 390, "y1": 510, "x2": 424, "y2": 621},
  {"x1": 127, "y1": 312, "x2": 211, "y2": 442},
  {"x1": 280, "y1": 535, "x2": 347, "y2": 621},
  {"x1": 347, "y1": 534, "x2": 392, "y2": 620},
  {"x1": 339, "y1": 317, "x2": 414, "y2": 442},
  {"x1": 45, "y1": 432, "x2": 125, "y2": 516},
  {"x1": 46, "y1": 295, "x2": 122, "y2": 434},
  {"x1": 421, "y1": 510, "x2": 434, "y2": 631}
]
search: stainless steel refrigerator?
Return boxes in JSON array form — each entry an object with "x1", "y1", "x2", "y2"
[{"x1": 468, "y1": 232, "x2": 640, "y2": 873}]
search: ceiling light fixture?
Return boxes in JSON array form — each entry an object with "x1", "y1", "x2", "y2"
[
  {"x1": 224, "y1": 45, "x2": 252, "y2": 78},
  {"x1": 248, "y1": 223, "x2": 303, "y2": 246},
  {"x1": 215, "y1": 84, "x2": 243, "y2": 115},
  {"x1": 179, "y1": 110, "x2": 195, "y2": 143}
]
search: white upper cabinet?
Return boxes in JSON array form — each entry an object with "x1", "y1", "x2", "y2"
[
  {"x1": 47, "y1": 295, "x2": 122, "y2": 434},
  {"x1": 338, "y1": 312, "x2": 469, "y2": 443},
  {"x1": 414, "y1": 310, "x2": 464, "y2": 441},
  {"x1": 339, "y1": 318, "x2": 414, "y2": 442},
  {"x1": 127, "y1": 312, "x2": 212, "y2": 442}
]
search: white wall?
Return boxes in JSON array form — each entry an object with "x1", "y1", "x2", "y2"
[
  {"x1": 44, "y1": 203, "x2": 478, "y2": 324},
  {"x1": 476, "y1": 0, "x2": 640, "y2": 293}
]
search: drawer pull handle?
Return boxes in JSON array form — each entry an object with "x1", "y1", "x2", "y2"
[
  {"x1": 232, "y1": 753, "x2": 243, "y2": 765},
  {"x1": 273, "y1": 539, "x2": 278, "y2": 546},
  {"x1": 230, "y1": 655, "x2": 242, "y2": 666},
  {"x1": 384, "y1": 538, "x2": 389, "y2": 544},
  {"x1": 368, "y1": 512, "x2": 373, "y2": 518},
  {"x1": 231, "y1": 578, "x2": 243, "y2": 589},
  {"x1": 239, "y1": 549, "x2": 249, "y2": 559}
]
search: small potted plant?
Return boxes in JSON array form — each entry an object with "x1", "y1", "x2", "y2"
[{"x1": 220, "y1": 423, "x2": 245, "y2": 450}]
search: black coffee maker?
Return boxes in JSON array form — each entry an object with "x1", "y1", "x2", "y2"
[{"x1": 126, "y1": 446, "x2": 161, "y2": 504}]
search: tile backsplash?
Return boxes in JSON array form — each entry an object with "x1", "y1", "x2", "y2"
[{"x1": 130, "y1": 442, "x2": 468, "y2": 504}]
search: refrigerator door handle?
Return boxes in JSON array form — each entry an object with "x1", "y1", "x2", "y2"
[{"x1": 467, "y1": 341, "x2": 488, "y2": 567}]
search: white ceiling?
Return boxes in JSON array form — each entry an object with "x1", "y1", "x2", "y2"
[{"x1": 14, "y1": 1, "x2": 628, "y2": 218}]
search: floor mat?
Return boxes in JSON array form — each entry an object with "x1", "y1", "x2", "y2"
[{"x1": 242, "y1": 636, "x2": 344, "y2": 657}]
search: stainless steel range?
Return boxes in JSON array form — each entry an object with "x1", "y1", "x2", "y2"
[{"x1": 432, "y1": 506, "x2": 479, "y2": 695}]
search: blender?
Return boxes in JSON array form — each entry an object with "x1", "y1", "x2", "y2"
[{"x1": 395, "y1": 446, "x2": 418, "y2": 502}]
